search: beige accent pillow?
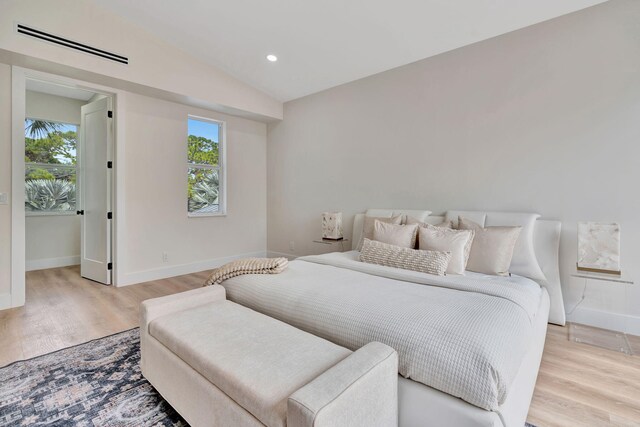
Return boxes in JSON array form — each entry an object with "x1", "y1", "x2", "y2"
[
  {"x1": 373, "y1": 221, "x2": 419, "y2": 249},
  {"x1": 417, "y1": 224, "x2": 475, "y2": 275},
  {"x1": 406, "y1": 217, "x2": 453, "y2": 229},
  {"x1": 437, "y1": 220, "x2": 454, "y2": 229},
  {"x1": 458, "y1": 217, "x2": 521, "y2": 276},
  {"x1": 360, "y1": 238, "x2": 451, "y2": 276},
  {"x1": 357, "y1": 215, "x2": 403, "y2": 250}
]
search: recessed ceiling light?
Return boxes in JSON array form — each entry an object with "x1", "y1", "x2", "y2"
[{"x1": 266, "y1": 54, "x2": 278, "y2": 62}]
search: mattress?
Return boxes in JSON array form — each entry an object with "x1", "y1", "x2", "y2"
[{"x1": 221, "y1": 251, "x2": 544, "y2": 411}]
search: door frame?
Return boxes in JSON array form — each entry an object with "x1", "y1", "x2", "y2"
[{"x1": 10, "y1": 67, "x2": 125, "y2": 307}]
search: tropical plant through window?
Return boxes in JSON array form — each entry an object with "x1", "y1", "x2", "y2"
[
  {"x1": 188, "y1": 117, "x2": 222, "y2": 214},
  {"x1": 24, "y1": 119, "x2": 78, "y2": 213}
]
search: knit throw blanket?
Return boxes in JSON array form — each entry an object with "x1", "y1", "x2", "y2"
[{"x1": 204, "y1": 257, "x2": 289, "y2": 286}]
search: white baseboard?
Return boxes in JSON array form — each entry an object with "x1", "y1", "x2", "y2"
[
  {"x1": 266, "y1": 250, "x2": 297, "y2": 260},
  {"x1": 118, "y1": 250, "x2": 268, "y2": 287},
  {"x1": 26, "y1": 255, "x2": 80, "y2": 272},
  {"x1": 568, "y1": 306, "x2": 640, "y2": 336}
]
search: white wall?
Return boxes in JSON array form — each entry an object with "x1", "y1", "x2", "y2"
[
  {"x1": 267, "y1": 0, "x2": 640, "y2": 332},
  {"x1": 24, "y1": 90, "x2": 83, "y2": 271},
  {"x1": 26, "y1": 90, "x2": 84, "y2": 124},
  {"x1": 118, "y1": 92, "x2": 267, "y2": 285},
  {"x1": 0, "y1": 64, "x2": 11, "y2": 305},
  {"x1": 25, "y1": 216, "x2": 80, "y2": 270}
]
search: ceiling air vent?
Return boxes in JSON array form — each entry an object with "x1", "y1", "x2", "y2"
[{"x1": 16, "y1": 24, "x2": 128, "y2": 65}]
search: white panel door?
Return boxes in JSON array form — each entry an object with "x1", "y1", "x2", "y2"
[{"x1": 79, "y1": 97, "x2": 112, "y2": 284}]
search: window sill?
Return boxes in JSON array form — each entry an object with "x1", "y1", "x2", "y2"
[
  {"x1": 26, "y1": 211, "x2": 77, "y2": 217},
  {"x1": 188, "y1": 212, "x2": 227, "y2": 218}
]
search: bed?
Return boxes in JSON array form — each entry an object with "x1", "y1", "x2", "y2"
[{"x1": 221, "y1": 209, "x2": 565, "y2": 427}]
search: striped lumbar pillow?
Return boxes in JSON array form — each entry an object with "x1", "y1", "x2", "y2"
[{"x1": 359, "y1": 238, "x2": 451, "y2": 276}]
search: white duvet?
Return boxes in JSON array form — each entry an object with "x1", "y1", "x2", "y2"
[{"x1": 221, "y1": 251, "x2": 543, "y2": 411}]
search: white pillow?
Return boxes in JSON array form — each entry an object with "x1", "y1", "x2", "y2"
[
  {"x1": 357, "y1": 215, "x2": 403, "y2": 250},
  {"x1": 417, "y1": 224, "x2": 475, "y2": 275},
  {"x1": 485, "y1": 213, "x2": 544, "y2": 280},
  {"x1": 446, "y1": 211, "x2": 486, "y2": 229},
  {"x1": 373, "y1": 221, "x2": 418, "y2": 249},
  {"x1": 458, "y1": 217, "x2": 521, "y2": 276}
]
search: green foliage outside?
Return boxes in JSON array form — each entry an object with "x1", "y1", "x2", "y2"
[
  {"x1": 188, "y1": 134, "x2": 218, "y2": 166},
  {"x1": 25, "y1": 179, "x2": 76, "y2": 212},
  {"x1": 25, "y1": 121, "x2": 77, "y2": 165},
  {"x1": 187, "y1": 134, "x2": 220, "y2": 212},
  {"x1": 26, "y1": 119, "x2": 63, "y2": 139},
  {"x1": 25, "y1": 119, "x2": 77, "y2": 212},
  {"x1": 26, "y1": 168, "x2": 56, "y2": 180},
  {"x1": 188, "y1": 169, "x2": 219, "y2": 212}
]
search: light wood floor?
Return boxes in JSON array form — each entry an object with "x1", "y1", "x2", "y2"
[{"x1": 2, "y1": 266, "x2": 640, "y2": 427}]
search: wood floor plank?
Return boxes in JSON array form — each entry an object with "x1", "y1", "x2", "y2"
[
  {"x1": 528, "y1": 390, "x2": 613, "y2": 427},
  {"x1": 534, "y1": 371, "x2": 640, "y2": 422},
  {"x1": 1, "y1": 266, "x2": 639, "y2": 426}
]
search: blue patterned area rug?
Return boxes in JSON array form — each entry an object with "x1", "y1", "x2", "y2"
[
  {"x1": 0, "y1": 328, "x2": 185, "y2": 426},
  {"x1": 0, "y1": 328, "x2": 538, "y2": 427}
]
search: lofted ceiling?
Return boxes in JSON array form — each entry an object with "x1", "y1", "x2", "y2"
[{"x1": 94, "y1": 0, "x2": 607, "y2": 102}]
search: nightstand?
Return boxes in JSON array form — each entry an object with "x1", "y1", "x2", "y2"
[
  {"x1": 312, "y1": 238, "x2": 350, "y2": 252},
  {"x1": 568, "y1": 272, "x2": 634, "y2": 354}
]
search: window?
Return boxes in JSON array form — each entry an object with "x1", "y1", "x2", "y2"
[
  {"x1": 24, "y1": 119, "x2": 78, "y2": 214},
  {"x1": 187, "y1": 116, "x2": 225, "y2": 216}
]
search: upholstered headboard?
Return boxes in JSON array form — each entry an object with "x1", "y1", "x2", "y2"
[{"x1": 352, "y1": 209, "x2": 565, "y2": 326}]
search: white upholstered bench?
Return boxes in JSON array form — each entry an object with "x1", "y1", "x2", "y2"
[{"x1": 140, "y1": 285, "x2": 398, "y2": 427}]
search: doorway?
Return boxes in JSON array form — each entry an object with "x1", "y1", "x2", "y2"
[{"x1": 22, "y1": 78, "x2": 114, "y2": 286}]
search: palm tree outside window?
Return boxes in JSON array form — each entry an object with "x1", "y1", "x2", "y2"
[{"x1": 24, "y1": 119, "x2": 78, "y2": 213}]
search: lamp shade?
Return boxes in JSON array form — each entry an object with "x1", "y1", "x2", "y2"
[{"x1": 322, "y1": 212, "x2": 343, "y2": 240}]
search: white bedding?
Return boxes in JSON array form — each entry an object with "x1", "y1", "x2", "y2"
[
  {"x1": 303, "y1": 251, "x2": 542, "y2": 319},
  {"x1": 221, "y1": 251, "x2": 544, "y2": 412}
]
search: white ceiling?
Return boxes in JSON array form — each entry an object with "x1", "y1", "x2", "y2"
[
  {"x1": 94, "y1": 0, "x2": 606, "y2": 102},
  {"x1": 26, "y1": 79, "x2": 96, "y2": 101}
]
